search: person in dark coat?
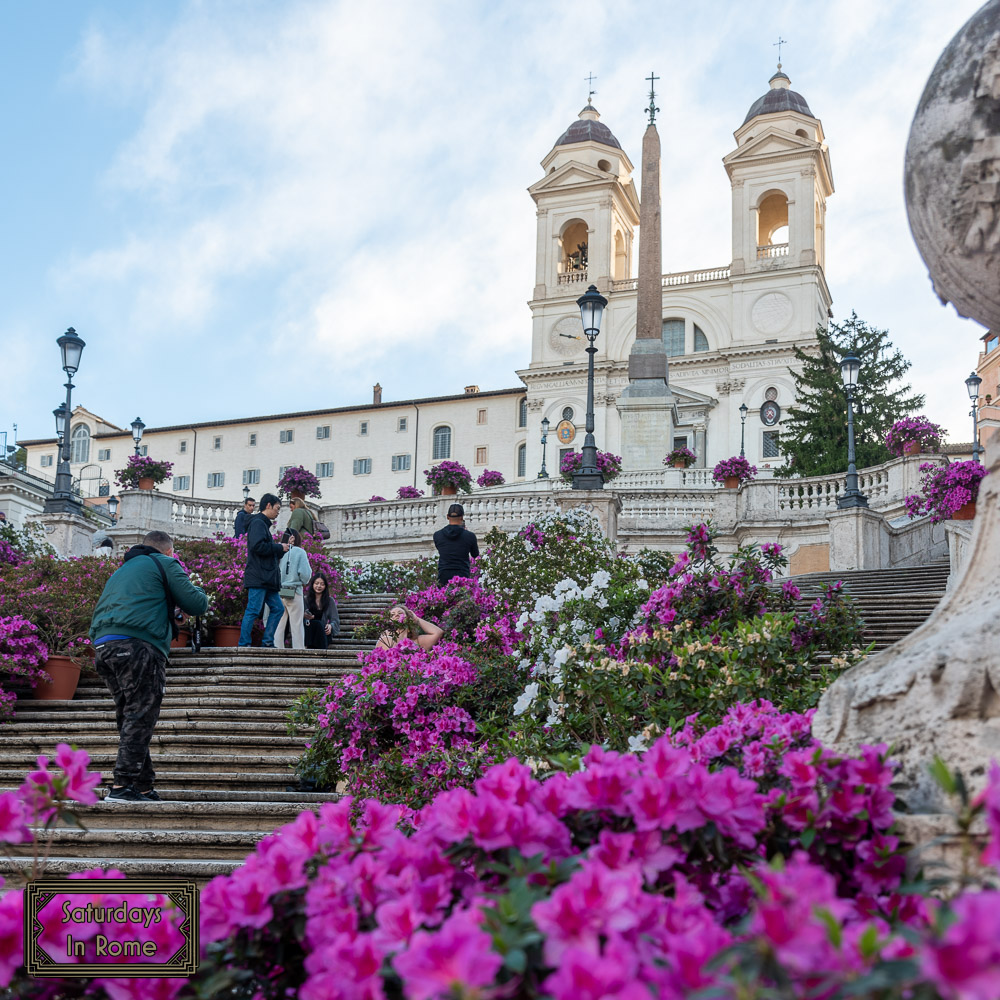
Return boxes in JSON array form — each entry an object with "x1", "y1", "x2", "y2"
[
  {"x1": 233, "y1": 497, "x2": 256, "y2": 537},
  {"x1": 303, "y1": 571, "x2": 340, "y2": 650},
  {"x1": 238, "y1": 493, "x2": 289, "y2": 647},
  {"x1": 433, "y1": 503, "x2": 479, "y2": 584}
]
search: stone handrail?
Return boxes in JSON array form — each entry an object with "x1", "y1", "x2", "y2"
[
  {"x1": 557, "y1": 271, "x2": 589, "y2": 285},
  {"x1": 756, "y1": 243, "x2": 789, "y2": 259},
  {"x1": 172, "y1": 498, "x2": 245, "y2": 529},
  {"x1": 611, "y1": 265, "x2": 731, "y2": 293}
]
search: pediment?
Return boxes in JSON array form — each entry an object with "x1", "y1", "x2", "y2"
[
  {"x1": 671, "y1": 385, "x2": 718, "y2": 408},
  {"x1": 529, "y1": 161, "x2": 613, "y2": 195},
  {"x1": 724, "y1": 128, "x2": 812, "y2": 165}
]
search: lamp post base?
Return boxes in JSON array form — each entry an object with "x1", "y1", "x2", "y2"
[
  {"x1": 42, "y1": 495, "x2": 83, "y2": 515},
  {"x1": 836, "y1": 491, "x2": 869, "y2": 509},
  {"x1": 571, "y1": 471, "x2": 604, "y2": 490}
]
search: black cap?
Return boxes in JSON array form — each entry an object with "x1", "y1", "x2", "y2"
[{"x1": 447, "y1": 503, "x2": 465, "y2": 517}]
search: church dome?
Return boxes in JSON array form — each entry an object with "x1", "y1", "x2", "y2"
[
  {"x1": 742, "y1": 67, "x2": 815, "y2": 125},
  {"x1": 555, "y1": 104, "x2": 622, "y2": 150}
]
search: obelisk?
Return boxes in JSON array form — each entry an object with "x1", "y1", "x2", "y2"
[{"x1": 617, "y1": 73, "x2": 676, "y2": 469}]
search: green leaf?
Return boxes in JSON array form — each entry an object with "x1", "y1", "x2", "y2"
[{"x1": 928, "y1": 756, "x2": 957, "y2": 796}]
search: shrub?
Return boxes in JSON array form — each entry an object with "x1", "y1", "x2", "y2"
[
  {"x1": 276, "y1": 465, "x2": 322, "y2": 499},
  {"x1": 905, "y1": 459, "x2": 988, "y2": 522},
  {"x1": 476, "y1": 469, "x2": 505, "y2": 488},
  {"x1": 712, "y1": 455, "x2": 757, "y2": 484},
  {"x1": 885, "y1": 414, "x2": 946, "y2": 455},
  {"x1": 112, "y1": 454, "x2": 173, "y2": 488},
  {"x1": 0, "y1": 615, "x2": 50, "y2": 687},
  {"x1": 664, "y1": 445, "x2": 697, "y2": 468},
  {"x1": 329, "y1": 555, "x2": 437, "y2": 595},
  {"x1": 559, "y1": 449, "x2": 622, "y2": 482},
  {"x1": 424, "y1": 460, "x2": 472, "y2": 494},
  {"x1": 0, "y1": 520, "x2": 55, "y2": 566}
]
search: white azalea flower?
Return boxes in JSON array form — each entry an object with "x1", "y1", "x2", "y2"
[
  {"x1": 628, "y1": 734, "x2": 648, "y2": 754},
  {"x1": 513, "y1": 683, "x2": 539, "y2": 716}
]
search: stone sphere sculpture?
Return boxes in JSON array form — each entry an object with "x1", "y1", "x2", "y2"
[
  {"x1": 905, "y1": 0, "x2": 1000, "y2": 329},
  {"x1": 814, "y1": 1, "x2": 1000, "y2": 818}
]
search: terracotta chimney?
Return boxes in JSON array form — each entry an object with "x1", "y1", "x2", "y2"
[
  {"x1": 373, "y1": 383, "x2": 382, "y2": 404},
  {"x1": 464, "y1": 385, "x2": 480, "y2": 394}
]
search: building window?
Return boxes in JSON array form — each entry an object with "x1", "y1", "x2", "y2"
[
  {"x1": 518, "y1": 398, "x2": 528, "y2": 428},
  {"x1": 987, "y1": 334, "x2": 999, "y2": 352},
  {"x1": 477, "y1": 408, "x2": 487, "y2": 425},
  {"x1": 40, "y1": 454, "x2": 53, "y2": 467},
  {"x1": 137, "y1": 445, "x2": 148, "y2": 457},
  {"x1": 279, "y1": 465, "x2": 291, "y2": 478},
  {"x1": 562, "y1": 406, "x2": 574, "y2": 421},
  {"x1": 248, "y1": 433, "x2": 257, "y2": 447},
  {"x1": 98, "y1": 448, "x2": 111, "y2": 462},
  {"x1": 693, "y1": 325, "x2": 709, "y2": 353},
  {"x1": 432, "y1": 426, "x2": 451, "y2": 460},
  {"x1": 662, "y1": 318, "x2": 685, "y2": 357},
  {"x1": 242, "y1": 469, "x2": 260, "y2": 486},
  {"x1": 70, "y1": 425, "x2": 90, "y2": 464},
  {"x1": 316, "y1": 461, "x2": 334, "y2": 478},
  {"x1": 279, "y1": 429, "x2": 293, "y2": 444},
  {"x1": 316, "y1": 425, "x2": 331, "y2": 440},
  {"x1": 359, "y1": 421, "x2": 369, "y2": 436},
  {"x1": 391, "y1": 454, "x2": 411, "y2": 472},
  {"x1": 398, "y1": 417, "x2": 407, "y2": 432},
  {"x1": 207, "y1": 472, "x2": 225, "y2": 489},
  {"x1": 213, "y1": 436, "x2": 222, "y2": 450},
  {"x1": 179, "y1": 440, "x2": 188, "y2": 454},
  {"x1": 475, "y1": 446, "x2": 487, "y2": 465},
  {"x1": 517, "y1": 443, "x2": 527, "y2": 478},
  {"x1": 672, "y1": 436, "x2": 689, "y2": 451},
  {"x1": 353, "y1": 458, "x2": 372, "y2": 476},
  {"x1": 762, "y1": 431, "x2": 781, "y2": 458},
  {"x1": 558, "y1": 447, "x2": 574, "y2": 468},
  {"x1": 174, "y1": 475, "x2": 190, "y2": 491}
]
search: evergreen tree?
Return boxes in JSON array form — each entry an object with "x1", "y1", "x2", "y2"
[{"x1": 777, "y1": 312, "x2": 925, "y2": 477}]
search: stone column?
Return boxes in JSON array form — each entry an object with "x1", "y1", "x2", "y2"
[
  {"x1": 825, "y1": 506, "x2": 888, "y2": 572},
  {"x1": 32, "y1": 510, "x2": 97, "y2": 558},
  {"x1": 555, "y1": 491, "x2": 622, "y2": 542}
]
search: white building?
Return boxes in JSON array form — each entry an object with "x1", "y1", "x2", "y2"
[{"x1": 21, "y1": 68, "x2": 834, "y2": 504}]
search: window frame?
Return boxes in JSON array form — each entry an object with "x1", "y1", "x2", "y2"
[
  {"x1": 279, "y1": 429, "x2": 294, "y2": 444},
  {"x1": 517, "y1": 443, "x2": 527, "y2": 478},
  {"x1": 248, "y1": 433, "x2": 258, "y2": 447},
  {"x1": 40, "y1": 454, "x2": 54, "y2": 468},
  {"x1": 475, "y1": 446, "x2": 488, "y2": 465},
  {"x1": 353, "y1": 457, "x2": 372, "y2": 476},
  {"x1": 762, "y1": 430, "x2": 781, "y2": 459},
  {"x1": 359, "y1": 421, "x2": 369, "y2": 437},
  {"x1": 206, "y1": 471, "x2": 225, "y2": 489},
  {"x1": 173, "y1": 475, "x2": 191, "y2": 492},
  {"x1": 432, "y1": 425, "x2": 452, "y2": 461},
  {"x1": 97, "y1": 448, "x2": 111, "y2": 462},
  {"x1": 316, "y1": 425, "x2": 331, "y2": 440},
  {"x1": 391, "y1": 454, "x2": 411, "y2": 473},
  {"x1": 398, "y1": 417, "x2": 408, "y2": 432},
  {"x1": 316, "y1": 461, "x2": 334, "y2": 478},
  {"x1": 69, "y1": 424, "x2": 90, "y2": 464},
  {"x1": 242, "y1": 469, "x2": 260, "y2": 486}
]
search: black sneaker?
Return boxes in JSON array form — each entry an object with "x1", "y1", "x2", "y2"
[
  {"x1": 106, "y1": 786, "x2": 145, "y2": 802},
  {"x1": 138, "y1": 788, "x2": 162, "y2": 801}
]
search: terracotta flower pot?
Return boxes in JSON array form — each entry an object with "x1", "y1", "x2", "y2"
[
  {"x1": 34, "y1": 655, "x2": 82, "y2": 701},
  {"x1": 171, "y1": 628, "x2": 191, "y2": 649},
  {"x1": 440, "y1": 486, "x2": 458, "y2": 496},
  {"x1": 213, "y1": 625, "x2": 242, "y2": 647},
  {"x1": 673, "y1": 460, "x2": 687, "y2": 469},
  {"x1": 290, "y1": 489, "x2": 306, "y2": 501},
  {"x1": 903, "y1": 441, "x2": 922, "y2": 456},
  {"x1": 724, "y1": 476, "x2": 740, "y2": 490},
  {"x1": 137, "y1": 477, "x2": 155, "y2": 490},
  {"x1": 952, "y1": 500, "x2": 976, "y2": 520}
]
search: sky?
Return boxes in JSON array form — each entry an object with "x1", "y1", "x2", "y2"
[{"x1": 0, "y1": 0, "x2": 989, "y2": 448}]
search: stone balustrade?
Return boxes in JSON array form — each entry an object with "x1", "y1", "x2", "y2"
[
  {"x1": 756, "y1": 243, "x2": 789, "y2": 259},
  {"x1": 610, "y1": 265, "x2": 731, "y2": 293},
  {"x1": 172, "y1": 498, "x2": 245, "y2": 530}
]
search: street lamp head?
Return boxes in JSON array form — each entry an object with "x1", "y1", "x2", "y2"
[
  {"x1": 131, "y1": 417, "x2": 146, "y2": 445},
  {"x1": 840, "y1": 351, "x2": 861, "y2": 389},
  {"x1": 576, "y1": 284, "x2": 608, "y2": 340},
  {"x1": 965, "y1": 370, "x2": 983, "y2": 400},
  {"x1": 106, "y1": 495, "x2": 119, "y2": 521},
  {"x1": 739, "y1": 403, "x2": 748, "y2": 420},
  {"x1": 57, "y1": 327, "x2": 85, "y2": 376},
  {"x1": 541, "y1": 416, "x2": 550, "y2": 433},
  {"x1": 243, "y1": 484, "x2": 251, "y2": 502},
  {"x1": 53, "y1": 403, "x2": 68, "y2": 439}
]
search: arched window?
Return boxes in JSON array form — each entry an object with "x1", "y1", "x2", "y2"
[
  {"x1": 560, "y1": 219, "x2": 589, "y2": 273},
  {"x1": 518, "y1": 398, "x2": 528, "y2": 428},
  {"x1": 432, "y1": 425, "x2": 451, "y2": 461},
  {"x1": 517, "y1": 443, "x2": 527, "y2": 478},
  {"x1": 70, "y1": 425, "x2": 90, "y2": 465},
  {"x1": 662, "y1": 318, "x2": 685, "y2": 357},
  {"x1": 613, "y1": 230, "x2": 627, "y2": 280},
  {"x1": 693, "y1": 325, "x2": 709, "y2": 353},
  {"x1": 757, "y1": 192, "x2": 789, "y2": 247}
]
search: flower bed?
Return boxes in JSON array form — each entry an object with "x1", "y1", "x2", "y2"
[
  {"x1": 424, "y1": 460, "x2": 472, "y2": 494},
  {"x1": 559, "y1": 449, "x2": 622, "y2": 482},
  {"x1": 277, "y1": 465, "x2": 322, "y2": 499},
  {"x1": 113, "y1": 454, "x2": 173, "y2": 489},
  {"x1": 904, "y1": 460, "x2": 988, "y2": 522},
  {"x1": 885, "y1": 415, "x2": 945, "y2": 455}
]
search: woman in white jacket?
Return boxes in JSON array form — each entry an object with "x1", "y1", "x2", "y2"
[{"x1": 274, "y1": 529, "x2": 312, "y2": 649}]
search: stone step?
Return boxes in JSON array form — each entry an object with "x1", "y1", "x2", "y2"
[
  {"x1": 3, "y1": 828, "x2": 266, "y2": 860},
  {"x1": 0, "y1": 734, "x2": 307, "y2": 753},
  {"x1": 12, "y1": 707, "x2": 294, "y2": 723},
  {"x1": 0, "y1": 769, "x2": 304, "y2": 791},
  {"x1": 0, "y1": 857, "x2": 242, "y2": 887},
  {"x1": 3, "y1": 720, "x2": 300, "y2": 737},
  {"x1": 0, "y1": 752, "x2": 299, "y2": 775},
  {"x1": 13, "y1": 696, "x2": 321, "y2": 713}
]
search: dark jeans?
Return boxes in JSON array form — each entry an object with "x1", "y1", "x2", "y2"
[
  {"x1": 239, "y1": 588, "x2": 284, "y2": 646},
  {"x1": 303, "y1": 619, "x2": 329, "y2": 650},
  {"x1": 94, "y1": 638, "x2": 167, "y2": 789}
]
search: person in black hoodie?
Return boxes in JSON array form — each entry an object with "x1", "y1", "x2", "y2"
[
  {"x1": 433, "y1": 503, "x2": 479, "y2": 584},
  {"x1": 238, "y1": 493, "x2": 290, "y2": 647}
]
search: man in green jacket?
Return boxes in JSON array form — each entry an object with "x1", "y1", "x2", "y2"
[{"x1": 89, "y1": 529, "x2": 208, "y2": 802}]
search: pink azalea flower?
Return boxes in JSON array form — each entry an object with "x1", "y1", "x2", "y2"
[
  {"x1": 923, "y1": 891, "x2": 1000, "y2": 1000},
  {"x1": 0, "y1": 791, "x2": 31, "y2": 844}
]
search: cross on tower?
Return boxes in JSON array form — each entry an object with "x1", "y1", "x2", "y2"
[
  {"x1": 645, "y1": 71, "x2": 659, "y2": 125},
  {"x1": 773, "y1": 35, "x2": 787, "y2": 67},
  {"x1": 586, "y1": 72, "x2": 597, "y2": 104}
]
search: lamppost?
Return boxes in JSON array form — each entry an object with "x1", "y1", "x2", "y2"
[
  {"x1": 538, "y1": 417, "x2": 550, "y2": 479},
  {"x1": 739, "y1": 402, "x2": 749, "y2": 459},
  {"x1": 243, "y1": 483, "x2": 251, "y2": 503},
  {"x1": 106, "y1": 495, "x2": 119, "y2": 525},
  {"x1": 43, "y1": 328, "x2": 86, "y2": 513},
  {"x1": 131, "y1": 417, "x2": 146, "y2": 456},
  {"x1": 572, "y1": 284, "x2": 608, "y2": 491},
  {"x1": 837, "y1": 351, "x2": 868, "y2": 509},
  {"x1": 965, "y1": 371, "x2": 983, "y2": 463}
]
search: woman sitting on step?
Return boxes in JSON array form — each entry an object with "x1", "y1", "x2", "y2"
[
  {"x1": 375, "y1": 606, "x2": 444, "y2": 651},
  {"x1": 303, "y1": 571, "x2": 340, "y2": 650}
]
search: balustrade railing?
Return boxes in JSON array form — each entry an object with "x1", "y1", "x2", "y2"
[
  {"x1": 171, "y1": 499, "x2": 243, "y2": 529},
  {"x1": 619, "y1": 492, "x2": 716, "y2": 523},
  {"x1": 557, "y1": 271, "x2": 589, "y2": 284},
  {"x1": 756, "y1": 243, "x2": 789, "y2": 259},
  {"x1": 610, "y1": 265, "x2": 731, "y2": 293}
]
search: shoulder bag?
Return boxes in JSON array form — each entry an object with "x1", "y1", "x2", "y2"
[{"x1": 279, "y1": 553, "x2": 298, "y2": 599}]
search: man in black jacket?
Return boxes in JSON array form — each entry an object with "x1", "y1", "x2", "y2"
[
  {"x1": 433, "y1": 503, "x2": 479, "y2": 584},
  {"x1": 233, "y1": 497, "x2": 255, "y2": 537},
  {"x1": 238, "y1": 493, "x2": 290, "y2": 647}
]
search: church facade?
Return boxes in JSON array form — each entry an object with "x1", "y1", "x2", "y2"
[{"x1": 20, "y1": 70, "x2": 834, "y2": 505}]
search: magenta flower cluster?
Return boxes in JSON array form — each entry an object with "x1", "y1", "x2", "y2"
[
  {"x1": 904, "y1": 460, "x2": 988, "y2": 523},
  {"x1": 424, "y1": 461, "x2": 472, "y2": 494},
  {"x1": 0, "y1": 539, "x2": 22, "y2": 568},
  {"x1": 0, "y1": 615, "x2": 50, "y2": 688},
  {"x1": 663, "y1": 445, "x2": 697, "y2": 468},
  {"x1": 276, "y1": 465, "x2": 322, "y2": 499},
  {"x1": 559, "y1": 449, "x2": 623, "y2": 482},
  {"x1": 885, "y1": 415, "x2": 945, "y2": 456},
  {"x1": 368, "y1": 495, "x2": 387, "y2": 503},
  {"x1": 712, "y1": 455, "x2": 757, "y2": 484},
  {"x1": 396, "y1": 485, "x2": 424, "y2": 499},
  {"x1": 476, "y1": 469, "x2": 505, "y2": 488},
  {"x1": 113, "y1": 454, "x2": 174, "y2": 489},
  {"x1": 519, "y1": 523, "x2": 546, "y2": 550}
]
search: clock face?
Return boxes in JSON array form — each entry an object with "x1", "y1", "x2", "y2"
[
  {"x1": 549, "y1": 317, "x2": 582, "y2": 357},
  {"x1": 760, "y1": 401, "x2": 781, "y2": 426}
]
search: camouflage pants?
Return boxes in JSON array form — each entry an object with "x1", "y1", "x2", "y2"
[{"x1": 94, "y1": 638, "x2": 167, "y2": 789}]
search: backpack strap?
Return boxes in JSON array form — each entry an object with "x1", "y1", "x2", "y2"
[{"x1": 146, "y1": 553, "x2": 180, "y2": 640}]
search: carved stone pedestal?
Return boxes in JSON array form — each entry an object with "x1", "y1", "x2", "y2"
[{"x1": 555, "y1": 492, "x2": 622, "y2": 542}]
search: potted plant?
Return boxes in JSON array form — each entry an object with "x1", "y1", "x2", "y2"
[
  {"x1": 397, "y1": 486, "x2": 424, "y2": 499},
  {"x1": 277, "y1": 466, "x2": 322, "y2": 501},
  {"x1": 368, "y1": 496, "x2": 387, "y2": 503},
  {"x1": 476, "y1": 469, "x2": 505, "y2": 489},
  {"x1": 424, "y1": 461, "x2": 472, "y2": 496},
  {"x1": 558, "y1": 450, "x2": 623, "y2": 483},
  {"x1": 904, "y1": 460, "x2": 988, "y2": 522},
  {"x1": 114, "y1": 455, "x2": 174, "y2": 491},
  {"x1": 664, "y1": 446, "x2": 697, "y2": 470},
  {"x1": 885, "y1": 416, "x2": 946, "y2": 457},
  {"x1": 0, "y1": 615, "x2": 51, "y2": 701},
  {"x1": 713, "y1": 456, "x2": 757, "y2": 489},
  {"x1": 174, "y1": 537, "x2": 247, "y2": 646}
]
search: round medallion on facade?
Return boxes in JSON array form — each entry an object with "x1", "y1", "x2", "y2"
[
  {"x1": 765, "y1": 386, "x2": 779, "y2": 401},
  {"x1": 751, "y1": 292, "x2": 794, "y2": 335},
  {"x1": 555, "y1": 419, "x2": 576, "y2": 445},
  {"x1": 549, "y1": 317, "x2": 583, "y2": 356},
  {"x1": 760, "y1": 401, "x2": 781, "y2": 426}
]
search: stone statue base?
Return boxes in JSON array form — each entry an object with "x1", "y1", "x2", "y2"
[{"x1": 616, "y1": 388, "x2": 677, "y2": 472}]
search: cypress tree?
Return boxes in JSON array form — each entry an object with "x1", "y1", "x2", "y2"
[{"x1": 777, "y1": 312, "x2": 924, "y2": 477}]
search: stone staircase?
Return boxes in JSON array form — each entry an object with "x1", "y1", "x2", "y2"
[
  {"x1": 790, "y1": 560, "x2": 950, "y2": 651},
  {"x1": 0, "y1": 593, "x2": 395, "y2": 884}
]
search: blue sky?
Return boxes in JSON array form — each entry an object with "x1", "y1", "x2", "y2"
[{"x1": 1, "y1": 0, "x2": 987, "y2": 446}]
